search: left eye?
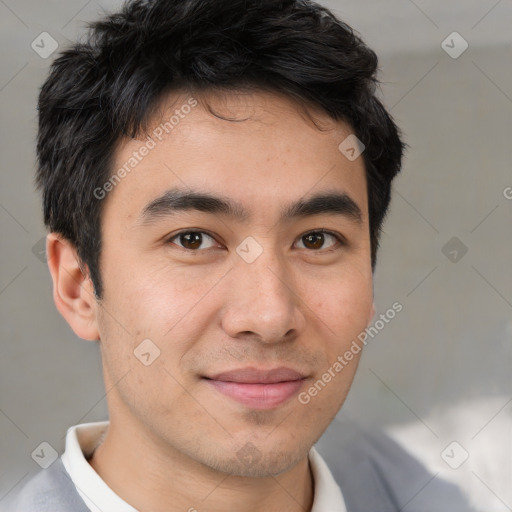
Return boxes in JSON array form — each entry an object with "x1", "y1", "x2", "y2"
[
  {"x1": 295, "y1": 231, "x2": 341, "y2": 251},
  {"x1": 168, "y1": 231, "x2": 219, "y2": 251}
]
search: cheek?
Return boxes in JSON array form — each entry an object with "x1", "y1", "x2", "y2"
[
  {"x1": 299, "y1": 272, "x2": 371, "y2": 412},
  {"x1": 100, "y1": 260, "x2": 225, "y2": 372},
  {"x1": 104, "y1": 256, "x2": 204, "y2": 327},
  {"x1": 307, "y1": 266, "x2": 373, "y2": 342}
]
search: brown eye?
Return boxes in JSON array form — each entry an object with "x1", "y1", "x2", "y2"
[
  {"x1": 296, "y1": 231, "x2": 340, "y2": 251},
  {"x1": 169, "y1": 231, "x2": 217, "y2": 251}
]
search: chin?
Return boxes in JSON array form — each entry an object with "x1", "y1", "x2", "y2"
[{"x1": 201, "y1": 438, "x2": 309, "y2": 478}]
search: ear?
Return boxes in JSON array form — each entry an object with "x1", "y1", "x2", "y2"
[{"x1": 46, "y1": 233, "x2": 100, "y2": 341}]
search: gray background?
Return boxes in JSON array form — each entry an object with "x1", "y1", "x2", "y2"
[{"x1": 1, "y1": 1, "x2": 511, "y2": 510}]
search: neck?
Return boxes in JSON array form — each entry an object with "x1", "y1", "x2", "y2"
[{"x1": 88, "y1": 418, "x2": 315, "y2": 512}]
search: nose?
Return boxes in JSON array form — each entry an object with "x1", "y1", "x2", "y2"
[{"x1": 220, "y1": 246, "x2": 306, "y2": 344}]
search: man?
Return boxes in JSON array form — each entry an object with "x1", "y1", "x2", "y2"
[{"x1": 2, "y1": 0, "x2": 475, "y2": 510}]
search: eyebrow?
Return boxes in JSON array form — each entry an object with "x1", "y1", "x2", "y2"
[{"x1": 139, "y1": 187, "x2": 363, "y2": 226}]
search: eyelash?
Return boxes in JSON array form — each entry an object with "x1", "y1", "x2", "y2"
[{"x1": 166, "y1": 229, "x2": 346, "y2": 253}]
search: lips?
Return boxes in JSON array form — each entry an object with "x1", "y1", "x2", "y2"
[
  {"x1": 203, "y1": 367, "x2": 308, "y2": 409},
  {"x1": 205, "y1": 366, "x2": 306, "y2": 384}
]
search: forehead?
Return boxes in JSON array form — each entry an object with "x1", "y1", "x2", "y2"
[{"x1": 103, "y1": 89, "x2": 369, "y2": 225}]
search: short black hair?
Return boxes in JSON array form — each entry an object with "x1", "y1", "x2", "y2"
[{"x1": 36, "y1": 0, "x2": 405, "y2": 299}]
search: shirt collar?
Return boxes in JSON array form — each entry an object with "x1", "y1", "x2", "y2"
[
  {"x1": 309, "y1": 444, "x2": 347, "y2": 511},
  {"x1": 62, "y1": 421, "x2": 346, "y2": 512},
  {"x1": 61, "y1": 421, "x2": 136, "y2": 512}
]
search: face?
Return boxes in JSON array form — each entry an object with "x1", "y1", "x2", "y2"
[{"x1": 92, "y1": 90, "x2": 374, "y2": 477}]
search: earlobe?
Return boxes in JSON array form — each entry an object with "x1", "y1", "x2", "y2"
[{"x1": 46, "y1": 233, "x2": 100, "y2": 341}]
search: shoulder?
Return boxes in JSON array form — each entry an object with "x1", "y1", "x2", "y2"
[
  {"x1": 0, "y1": 457, "x2": 89, "y2": 512},
  {"x1": 314, "y1": 416, "x2": 477, "y2": 512}
]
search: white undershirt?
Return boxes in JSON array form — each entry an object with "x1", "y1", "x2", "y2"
[{"x1": 61, "y1": 421, "x2": 347, "y2": 512}]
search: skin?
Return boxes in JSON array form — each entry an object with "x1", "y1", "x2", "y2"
[{"x1": 47, "y1": 89, "x2": 375, "y2": 512}]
